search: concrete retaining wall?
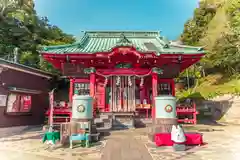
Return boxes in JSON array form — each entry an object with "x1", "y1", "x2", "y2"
[{"x1": 198, "y1": 95, "x2": 240, "y2": 124}]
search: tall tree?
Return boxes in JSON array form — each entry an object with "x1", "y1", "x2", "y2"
[
  {"x1": 0, "y1": 0, "x2": 75, "y2": 73},
  {"x1": 180, "y1": 0, "x2": 240, "y2": 75}
]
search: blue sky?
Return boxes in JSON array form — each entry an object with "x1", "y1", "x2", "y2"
[{"x1": 34, "y1": 0, "x2": 199, "y2": 40}]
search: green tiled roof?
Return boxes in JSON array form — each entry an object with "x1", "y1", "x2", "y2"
[{"x1": 41, "y1": 31, "x2": 205, "y2": 55}]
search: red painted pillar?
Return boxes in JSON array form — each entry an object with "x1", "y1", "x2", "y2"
[
  {"x1": 69, "y1": 78, "x2": 74, "y2": 103},
  {"x1": 90, "y1": 73, "x2": 96, "y2": 116},
  {"x1": 171, "y1": 79, "x2": 175, "y2": 96},
  {"x1": 146, "y1": 84, "x2": 150, "y2": 104},
  {"x1": 140, "y1": 86, "x2": 145, "y2": 104},
  {"x1": 102, "y1": 86, "x2": 106, "y2": 112},
  {"x1": 90, "y1": 73, "x2": 96, "y2": 97},
  {"x1": 151, "y1": 73, "x2": 158, "y2": 119}
]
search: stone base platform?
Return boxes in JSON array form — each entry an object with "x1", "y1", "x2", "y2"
[{"x1": 148, "y1": 118, "x2": 177, "y2": 142}]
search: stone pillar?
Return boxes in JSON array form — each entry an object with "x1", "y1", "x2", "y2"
[
  {"x1": 148, "y1": 95, "x2": 178, "y2": 141},
  {"x1": 154, "y1": 95, "x2": 177, "y2": 132}
]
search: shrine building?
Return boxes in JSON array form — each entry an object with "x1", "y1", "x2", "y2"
[
  {"x1": 0, "y1": 58, "x2": 53, "y2": 127},
  {"x1": 40, "y1": 31, "x2": 205, "y2": 119}
]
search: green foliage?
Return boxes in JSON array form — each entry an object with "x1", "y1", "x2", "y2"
[
  {"x1": 39, "y1": 57, "x2": 60, "y2": 74},
  {"x1": 179, "y1": 0, "x2": 240, "y2": 100},
  {"x1": 19, "y1": 51, "x2": 38, "y2": 67},
  {"x1": 181, "y1": 0, "x2": 240, "y2": 75},
  {"x1": 180, "y1": 1, "x2": 217, "y2": 45},
  {"x1": 180, "y1": 65, "x2": 202, "y2": 78},
  {"x1": 211, "y1": 32, "x2": 240, "y2": 74},
  {"x1": 176, "y1": 89, "x2": 205, "y2": 101},
  {"x1": 209, "y1": 0, "x2": 240, "y2": 74},
  {"x1": 176, "y1": 79, "x2": 237, "y2": 100},
  {"x1": 0, "y1": 0, "x2": 75, "y2": 73}
]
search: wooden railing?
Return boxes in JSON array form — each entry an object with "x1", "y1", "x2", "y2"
[
  {"x1": 176, "y1": 102, "x2": 198, "y2": 124},
  {"x1": 45, "y1": 101, "x2": 72, "y2": 126},
  {"x1": 45, "y1": 101, "x2": 198, "y2": 125}
]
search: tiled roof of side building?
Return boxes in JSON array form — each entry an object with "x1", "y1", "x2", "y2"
[
  {"x1": 0, "y1": 58, "x2": 54, "y2": 79},
  {"x1": 41, "y1": 31, "x2": 205, "y2": 55}
]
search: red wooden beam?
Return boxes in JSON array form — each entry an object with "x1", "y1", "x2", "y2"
[
  {"x1": 180, "y1": 58, "x2": 202, "y2": 72},
  {"x1": 74, "y1": 79, "x2": 90, "y2": 83},
  {"x1": 42, "y1": 52, "x2": 205, "y2": 74},
  {"x1": 69, "y1": 78, "x2": 74, "y2": 103},
  {"x1": 96, "y1": 68, "x2": 153, "y2": 76}
]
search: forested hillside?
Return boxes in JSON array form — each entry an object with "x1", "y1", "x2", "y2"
[
  {"x1": 0, "y1": 0, "x2": 75, "y2": 73},
  {"x1": 1, "y1": 0, "x2": 239, "y2": 98},
  {"x1": 181, "y1": 0, "x2": 240, "y2": 75},
  {"x1": 179, "y1": 0, "x2": 240, "y2": 99}
]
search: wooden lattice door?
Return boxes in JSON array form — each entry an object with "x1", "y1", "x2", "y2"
[
  {"x1": 110, "y1": 76, "x2": 136, "y2": 112},
  {"x1": 95, "y1": 80, "x2": 105, "y2": 112}
]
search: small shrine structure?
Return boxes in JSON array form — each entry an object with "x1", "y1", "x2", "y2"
[
  {"x1": 40, "y1": 31, "x2": 205, "y2": 120},
  {"x1": 0, "y1": 58, "x2": 53, "y2": 127}
]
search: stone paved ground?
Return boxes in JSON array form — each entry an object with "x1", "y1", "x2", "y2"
[
  {"x1": 0, "y1": 150, "x2": 63, "y2": 160},
  {"x1": 0, "y1": 126, "x2": 106, "y2": 160},
  {"x1": 134, "y1": 125, "x2": 240, "y2": 160},
  {"x1": 100, "y1": 129, "x2": 152, "y2": 160},
  {"x1": 1, "y1": 125, "x2": 240, "y2": 160}
]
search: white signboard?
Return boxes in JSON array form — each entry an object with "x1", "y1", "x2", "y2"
[{"x1": 0, "y1": 95, "x2": 7, "y2": 106}]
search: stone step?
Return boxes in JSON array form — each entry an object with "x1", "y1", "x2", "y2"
[
  {"x1": 95, "y1": 118, "x2": 111, "y2": 124},
  {"x1": 96, "y1": 126, "x2": 111, "y2": 132},
  {"x1": 94, "y1": 118, "x2": 103, "y2": 123},
  {"x1": 112, "y1": 118, "x2": 135, "y2": 129},
  {"x1": 94, "y1": 117, "x2": 112, "y2": 130},
  {"x1": 99, "y1": 114, "x2": 111, "y2": 119},
  {"x1": 96, "y1": 114, "x2": 111, "y2": 119}
]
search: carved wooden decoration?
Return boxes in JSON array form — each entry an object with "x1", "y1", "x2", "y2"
[{"x1": 62, "y1": 63, "x2": 88, "y2": 77}]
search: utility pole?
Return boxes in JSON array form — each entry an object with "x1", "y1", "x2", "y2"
[{"x1": 13, "y1": 47, "x2": 19, "y2": 63}]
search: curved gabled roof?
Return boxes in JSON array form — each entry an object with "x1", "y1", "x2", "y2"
[{"x1": 41, "y1": 31, "x2": 205, "y2": 55}]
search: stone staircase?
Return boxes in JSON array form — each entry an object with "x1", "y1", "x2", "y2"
[
  {"x1": 94, "y1": 114, "x2": 113, "y2": 133},
  {"x1": 94, "y1": 112, "x2": 137, "y2": 131},
  {"x1": 112, "y1": 116, "x2": 135, "y2": 129}
]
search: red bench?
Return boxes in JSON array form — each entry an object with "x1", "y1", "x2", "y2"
[{"x1": 155, "y1": 133, "x2": 203, "y2": 146}]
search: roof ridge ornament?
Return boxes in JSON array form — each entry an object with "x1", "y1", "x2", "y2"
[{"x1": 116, "y1": 33, "x2": 132, "y2": 46}]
